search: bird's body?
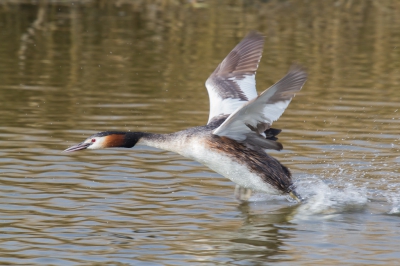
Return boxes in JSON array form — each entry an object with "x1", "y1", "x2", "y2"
[
  {"x1": 65, "y1": 32, "x2": 307, "y2": 202},
  {"x1": 137, "y1": 119, "x2": 292, "y2": 196}
]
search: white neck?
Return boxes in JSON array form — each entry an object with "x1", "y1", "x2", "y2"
[{"x1": 137, "y1": 133, "x2": 187, "y2": 154}]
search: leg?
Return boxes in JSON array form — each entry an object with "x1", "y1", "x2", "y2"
[{"x1": 234, "y1": 184, "x2": 252, "y2": 201}]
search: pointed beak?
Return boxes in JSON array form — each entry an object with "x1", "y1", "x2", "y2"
[{"x1": 63, "y1": 142, "x2": 91, "y2": 152}]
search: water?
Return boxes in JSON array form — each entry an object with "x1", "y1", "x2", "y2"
[{"x1": 1, "y1": 0, "x2": 400, "y2": 265}]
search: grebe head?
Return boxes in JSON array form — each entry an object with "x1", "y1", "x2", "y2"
[{"x1": 64, "y1": 131, "x2": 142, "y2": 152}]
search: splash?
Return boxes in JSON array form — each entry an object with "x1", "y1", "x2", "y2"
[
  {"x1": 385, "y1": 191, "x2": 400, "y2": 215},
  {"x1": 246, "y1": 167, "x2": 400, "y2": 217},
  {"x1": 293, "y1": 176, "x2": 368, "y2": 218},
  {"x1": 246, "y1": 172, "x2": 369, "y2": 218}
]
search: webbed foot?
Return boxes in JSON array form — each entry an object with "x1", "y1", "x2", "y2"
[{"x1": 234, "y1": 185, "x2": 252, "y2": 201}]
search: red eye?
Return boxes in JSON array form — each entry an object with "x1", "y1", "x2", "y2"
[{"x1": 91, "y1": 139, "x2": 96, "y2": 143}]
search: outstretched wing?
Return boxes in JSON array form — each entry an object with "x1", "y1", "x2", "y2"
[
  {"x1": 205, "y1": 31, "x2": 265, "y2": 124},
  {"x1": 212, "y1": 65, "x2": 307, "y2": 150}
]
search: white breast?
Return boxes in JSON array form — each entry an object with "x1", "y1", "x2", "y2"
[{"x1": 180, "y1": 138, "x2": 280, "y2": 195}]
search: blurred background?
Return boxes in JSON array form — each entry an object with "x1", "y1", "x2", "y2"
[{"x1": 1, "y1": 0, "x2": 400, "y2": 265}]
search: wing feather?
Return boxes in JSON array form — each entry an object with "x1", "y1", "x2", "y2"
[
  {"x1": 212, "y1": 65, "x2": 307, "y2": 150},
  {"x1": 206, "y1": 32, "x2": 265, "y2": 124}
]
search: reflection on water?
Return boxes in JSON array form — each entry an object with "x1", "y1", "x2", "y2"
[{"x1": 1, "y1": 0, "x2": 400, "y2": 265}]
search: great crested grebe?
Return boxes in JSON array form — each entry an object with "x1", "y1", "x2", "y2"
[{"x1": 64, "y1": 32, "x2": 307, "y2": 202}]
